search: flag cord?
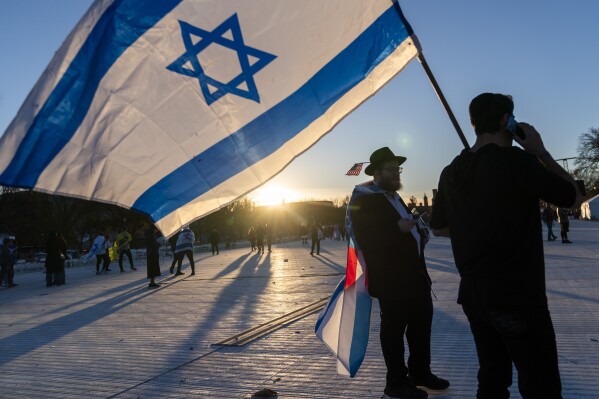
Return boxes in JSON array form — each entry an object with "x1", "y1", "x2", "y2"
[{"x1": 417, "y1": 54, "x2": 470, "y2": 150}]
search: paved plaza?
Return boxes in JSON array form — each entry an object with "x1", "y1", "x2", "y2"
[{"x1": 1, "y1": 220, "x2": 598, "y2": 398}]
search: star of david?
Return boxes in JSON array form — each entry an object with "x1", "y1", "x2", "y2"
[{"x1": 167, "y1": 14, "x2": 277, "y2": 105}]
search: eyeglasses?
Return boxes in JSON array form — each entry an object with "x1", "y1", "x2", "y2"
[{"x1": 380, "y1": 166, "x2": 403, "y2": 174}]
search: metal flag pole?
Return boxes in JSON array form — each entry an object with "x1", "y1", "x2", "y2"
[{"x1": 417, "y1": 53, "x2": 470, "y2": 150}]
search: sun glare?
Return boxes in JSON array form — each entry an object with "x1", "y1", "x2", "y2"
[{"x1": 252, "y1": 184, "x2": 300, "y2": 206}]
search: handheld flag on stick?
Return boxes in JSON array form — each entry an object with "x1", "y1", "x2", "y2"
[
  {"x1": 0, "y1": 0, "x2": 421, "y2": 237},
  {"x1": 345, "y1": 163, "x2": 367, "y2": 176}
]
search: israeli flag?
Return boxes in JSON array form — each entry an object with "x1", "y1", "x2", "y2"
[{"x1": 0, "y1": 0, "x2": 420, "y2": 236}]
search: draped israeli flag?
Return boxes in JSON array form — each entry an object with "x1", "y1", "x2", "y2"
[
  {"x1": 315, "y1": 182, "x2": 379, "y2": 377},
  {"x1": 0, "y1": 0, "x2": 421, "y2": 236}
]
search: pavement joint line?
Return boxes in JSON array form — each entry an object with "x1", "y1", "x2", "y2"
[
  {"x1": 105, "y1": 346, "x2": 225, "y2": 399},
  {"x1": 215, "y1": 297, "x2": 331, "y2": 347}
]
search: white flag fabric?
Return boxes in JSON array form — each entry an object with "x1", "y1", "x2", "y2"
[{"x1": 0, "y1": 0, "x2": 421, "y2": 236}]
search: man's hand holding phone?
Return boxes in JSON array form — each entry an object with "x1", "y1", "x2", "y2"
[
  {"x1": 512, "y1": 122, "x2": 547, "y2": 157},
  {"x1": 515, "y1": 121, "x2": 585, "y2": 208}
]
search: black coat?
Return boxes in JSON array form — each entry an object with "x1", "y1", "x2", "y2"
[
  {"x1": 145, "y1": 227, "x2": 161, "y2": 279},
  {"x1": 45, "y1": 234, "x2": 67, "y2": 273},
  {"x1": 351, "y1": 192, "x2": 430, "y2": 299}
]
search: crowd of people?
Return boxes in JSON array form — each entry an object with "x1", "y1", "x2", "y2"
[
  {"x1": 247, "y1": 223, "x2": 273, "y2": 253},
  {"x1": 542, "y1": 205, "x2": 574, "y2": 244}
]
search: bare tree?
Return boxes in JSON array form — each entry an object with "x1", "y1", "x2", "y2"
[
  {"x1": 409, "y1": 196, "x2": 417, "y2": 208},
  {"x1": 574, "y1": 127, "x2": 599, "y2": 193}
]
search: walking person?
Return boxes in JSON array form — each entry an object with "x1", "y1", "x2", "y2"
[
  {"x1": 145, "y1": 224, "x2": 161, "y2": 288},
  {"x1": 105, "y1": 234, "x2": 115, "y2": 270},
  {"x1": 542, "y1": 205, "x2": 558, "y2": 241},
  {"x1": 248, "y1": 227, "x2": 256, "y2": 251},
  {"x1": 45, "y1": 231, "x2": 67, "y2": 286},
  {"x1": 209, "y1": 229, "x2": 220, "y2": 255},
  {"x1": 256, "y1": 224, "x2": 265, "y2": 253},
  {"x1": 167, "y1": 230, "x2": 180, "y2": 271},
  {"x1": 55, "y1": 234, "x2": 67, "y2": 285},
  {"x1": 557, "y1": 207, "x2": 572, "y2": 244},
  {"x1": 170, "y1": 225, "x2": 195, "y2": 276},
  {"x1": 117, "y1": 227, "x2": 137, "y2": 271},
  {"x1": 310, "y1": 221, "x2": 322, "y2": 255},
  {"x1": 1, "y1": 237, "x2": 17, "y2": 288},
  {"x1": 264, "y1": 224, "x2": 273, "y2": 252},
  {"x1": 431, "y1": 93, "x2": 582, "y2": 399},
  {"x1": 92, "y1": 232, "x2": 109, "y2": 275}
]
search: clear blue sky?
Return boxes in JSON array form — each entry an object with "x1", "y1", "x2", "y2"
[{"x1": 1, "y1": 1, "x2": 597, "y2": 205}]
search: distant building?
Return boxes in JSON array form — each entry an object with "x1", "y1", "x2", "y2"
[{"x1": 423, "y1": 193, "x2": 429, "y2": 207}]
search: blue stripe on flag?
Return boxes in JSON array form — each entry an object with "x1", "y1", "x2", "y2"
[
  {"x1": 348, "y1": 287, "x2": 372, "y2": 376},
  {"x1": 0, "y1": 0, "x2": 183, "y2": 188},
  {"x1": 134, "y1": 5, "x2": 412, "y2": 221},
  {"x1": 314, "y1": 277, "x2": 346, "y2": 333}
]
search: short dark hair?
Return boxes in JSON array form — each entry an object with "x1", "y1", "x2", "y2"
[{"x1": 469, "y1": 93, "x2": 514, "y2": 135}]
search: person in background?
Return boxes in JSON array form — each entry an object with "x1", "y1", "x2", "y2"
[
  {"x1": 209, "y1": 228, "x2": 220, "y2": 255},
  {"x1": 168, "y1": 230, "x2": 180, "y2": 271},
  {"x1": 557, "y1": 207, "x2": 572, "y2": 244},
  {"x1": 56, "y1": 234, "x2": 67, "y2": 285},
  {"x1": 145, "y1": 224, "x2": 161, "y2": 288},
  {"x1": 1, "y1": 237, "x2": 17, "y2": 288},
  {"x1": 8, "y1": 238, "x2": 17, "y2": 273},
  {"x1": 248, "y1": 227, "x2": 256, "y2": 251},
  {"x1": 171, "y1": 225, "x2": 196, "y2": 276},
  {"x1": 310, "y1": 221, "x2": 322, "y2": 256},
  {"x1": 92, "y1": 232, "x2": 109, "y2": 275},
  {"x1": 264, "y1": 224, "x2": 273, "y2": 252},
  {"x1": 104, "y1": 234, "x2": 114, "y2": 272},
  {"x1": 45, "y1": 231, "x2": 67, "y2": 286},
  {"x1": 256, "y1": 224, "x2": 265, "y2": 253},
  {"x1": 542, "y1": 205, "x2": 558, "y2": 241},
  {"x1": 117, "y1": 226, "x2": 137, "y2": 271}
]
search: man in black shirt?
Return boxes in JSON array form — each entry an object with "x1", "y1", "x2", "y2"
[{"x1": 431, "y1": 93, "x2": 582, "y2": 399}]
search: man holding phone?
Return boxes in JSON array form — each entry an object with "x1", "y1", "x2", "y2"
[{"x1": 430, "y1": 93, "x2": 583, "y2": 398}]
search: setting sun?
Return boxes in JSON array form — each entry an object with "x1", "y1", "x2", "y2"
[{"x1": 251, "y1": 184, "x2": 301, "y2": 206}]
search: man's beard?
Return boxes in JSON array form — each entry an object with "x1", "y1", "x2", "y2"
[{"x1": 379, "y1": 179, "x2": 402, "y2": 192}]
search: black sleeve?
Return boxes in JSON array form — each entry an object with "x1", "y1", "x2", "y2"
[
  {"x1": 514, "y1": 151, "x2": 576, "y2": 207},
  {"x1": 430, "y1": 169, "x2": 448, "y2": 229}
]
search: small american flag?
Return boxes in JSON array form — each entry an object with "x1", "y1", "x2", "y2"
[{"x1": 345, "y1": 163, "x2": 365, "y2": 176}]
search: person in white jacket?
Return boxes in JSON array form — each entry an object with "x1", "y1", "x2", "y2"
[
  {"x1": 170, "y1": 226, "x2": 195, "y2": 276},
  {"x1": 92, "y1": 232, "x2": 110, "y2": 274}
]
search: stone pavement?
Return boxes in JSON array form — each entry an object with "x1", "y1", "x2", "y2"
[{"x1": 1, "y1": 220, "x2": 598, "y2": 399}]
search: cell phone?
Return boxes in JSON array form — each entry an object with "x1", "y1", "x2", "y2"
[{"x1": 506, "y1": 114, "x2": 526, "y2": 140}]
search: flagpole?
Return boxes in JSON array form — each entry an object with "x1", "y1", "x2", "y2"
[{"x1": 417, "y1": 54, "x2": 470, "y2": 150}]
